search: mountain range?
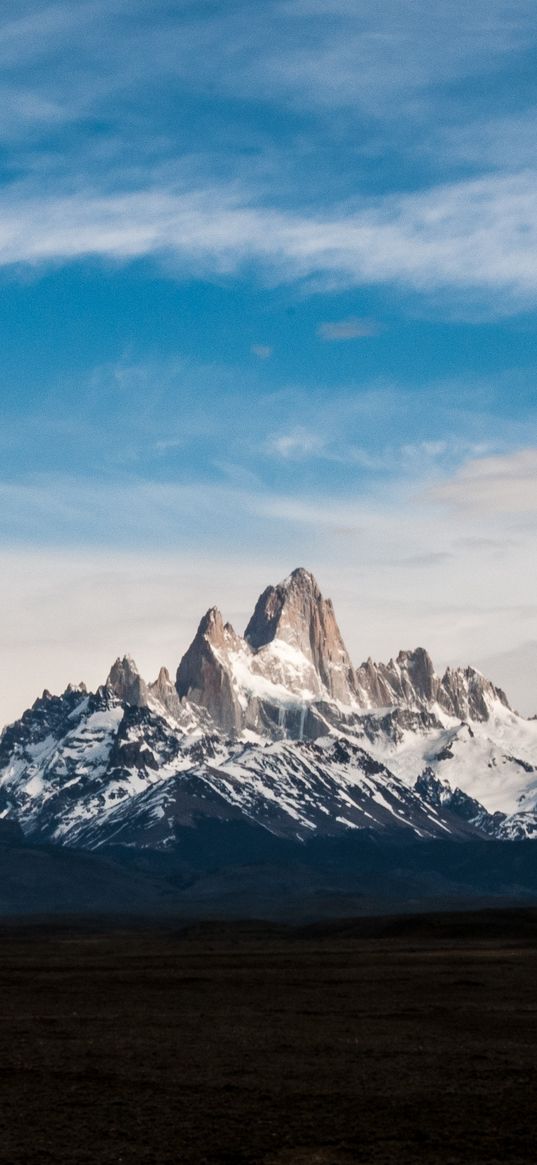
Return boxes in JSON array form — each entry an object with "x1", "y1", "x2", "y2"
[{"x1": 2, "y1": 566, "x2": 537, "y2": 875}]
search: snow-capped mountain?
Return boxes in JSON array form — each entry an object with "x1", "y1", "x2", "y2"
[
  {"x1": 0, "y1": 680, "x2": 479, "y2": 849},
  {"x1": 1, "y1": 566, "x2": 537, "y2": 850},
  {"x1": 176, "y1": 568, "x2": 359, "y2": 738}
]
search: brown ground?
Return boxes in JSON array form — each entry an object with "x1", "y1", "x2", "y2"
[{"x1": 0, "y1": 911, "x2": 536, "y2": 1164}]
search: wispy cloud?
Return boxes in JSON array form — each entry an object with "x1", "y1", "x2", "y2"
[
  {"x1": 0, "y1": 2, "x2": 535, "y2": 317},
  {"x1": 317, "y1": 317, "x2": 379, "y2": 341},
  {"x1": 265, "y1": 429, "x2": 326, "y2": 459},
  {"x1": 5, "y1": 344, "x2": 534, "y2": 500},
  {"x1": 428, "y1": 447, "x2": 537, "y2": 513},
  {"x1": 1, "y1": 171, "x2": 537, "y2": 310},
  {"x1": 169, "y1": 0, "x2": 537, "y2": 115},
  {"x1": 438, "y1": 109, "x2": 537, "y2": 172},
  {"x1": 4, "y1": 0, "x2": 534, "y2": 126},
  {"x1": 251, "y1": 344, "x2": 272, "y2": 359}
]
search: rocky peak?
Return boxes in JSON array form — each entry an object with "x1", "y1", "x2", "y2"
[
  {"x1": 150, "y1": 664, "x2": 176, "y2": 702},
  {"x1": 245, "y1": 567, "x2": 356, "y2": 704},
  {"x1": 355, "y1": 648, "x2": 511, "y2": 723},
  {"x1": 174, "y1": 569, "x2": 514, "y2": 736},
  {"x1": 245, "y1": 568, "x2": 324, "y2": 650},
  {"x1": 106, "y1": 656, "x2": 149, "y2": 708},
  {"x1": 196, "y1": 606, "x2": 225, "y2": 641},
  {"x1": 151, "y1": 665, "x2": 173, "y2": 694},
  {"x1": 176, "y1": 609, "x2": 244, "y2": 735},
  {"x1": 174, "y1": 570, "x2": 359, "y2": 737},
  {"x1": 438, "y1": 665, "x2": 510, "y2": 722},
  {"x1": 148, "y1": 665, "x2": 188, "y2": 723},
  {"x1": 395, "y1": 648, "x2": 437, "y2": 703},
  {"x1": 355, "y1": 647, "x2": 439, "y2": 710}
]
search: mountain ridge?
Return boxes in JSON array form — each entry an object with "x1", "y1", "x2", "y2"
[{"x1": 1, "y1": 567, "x2": 536, "y2": 854}]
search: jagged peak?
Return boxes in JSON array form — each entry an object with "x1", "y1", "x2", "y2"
[
  {"x1": 244, "y1": 567, "x2": 356, "y2": 704},
  {"x1": 194, "y1": 606, "x2": 237, "y2": 642},
  {"x1": 176, "y1": 607, "x2": 244, "y2": 733},
  {"x1": 281, "y1": 566, "x2": 322, "y2": 595},
  {"x1": 106, "y1": 655, "x2": 149, "y2": 708},
  {"x1": 245, "y1": 568, "x2": 332, "y2": 649},
  {"x1": 355, "y1": 646, "x2": 512, "y2": 721},
  {"x1": 199, "y1": 605, "x2": 222, "y2": 629},
  {"x1": 149, "y1": 666, "x2": 176, "y2": 700},
  {"x1": 148, "y1": 663, "x2": 197, "y2": 727},
  {"x1": 357, "y1": 647, "x2": 436, "y2": 683},
  {"x1": 395, "y1": 646, "x2": 434, "y2": 667},
  {"x1": 107, "y1": 654, "x2": 141, "y2": 682}
]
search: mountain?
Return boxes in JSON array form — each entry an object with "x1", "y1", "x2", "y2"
[
  {"x1": 1, "y1": 566, "x2": 537, "y2": 866},
  {"x1": 0, "y1": 681, "x2": 481, "y2": 850},
  {"x1": 176, "y1": 568, "x2": 359, "y2": 739}
]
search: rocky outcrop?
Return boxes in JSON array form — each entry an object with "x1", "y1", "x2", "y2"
[
  {"x1": 356, "y1": 648, "x2": 437, "y2": 709},
  {"x1": 439, "y1": 665, "x2": 510, "y2": 721},
  {"x1": 102, "y1": 573, "x2": 512, "y2": 740},
  {"x1": 107, "y1": 656, "x2": 150, "y2": 708},
  {"x1": 107, "y1": 660, "x2": 212, "y2": 733},
  {"x1": 356, "y1": 648, "x2": 510, "y2": 722},
  {"x1": 175, "y1": 572, "x2": 512, "y2": 736}
]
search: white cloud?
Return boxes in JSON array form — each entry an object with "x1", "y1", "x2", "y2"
[
  {"x1": 4, "y1": 0, "x2": 534, "y2": 124},
  {"x1": 251, "y1": 344, "x2": 272, "y2": 359},
  {"x1": 185, "y1": 0, "x2": 537, "y2": 116},
  {"x1": 1, "y1": 170, "x2": 537, "y2": 309},
  {"x1": 317, "y1": 317, "x2": 379, "y2": 340},
  {"x1": 429, "y1": 448, "x2": 537, "y2": 512},
  {"x1": 266, "y1": 429, "x2": 325, "y2": 459}
]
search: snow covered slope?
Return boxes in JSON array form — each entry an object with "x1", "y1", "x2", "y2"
[
  {"x1": 0, "y1": 684, "x2": 480, "y2": 848},
  {"x1": 68, "y1": 736, "x2": 478, "y2": 850},
  {"x1": 355, "y1": 704, "x2": 537, "y2": 815}
]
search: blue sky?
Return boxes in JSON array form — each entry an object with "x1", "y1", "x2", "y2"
[{"x1": 3, "y1": 0, "x2": 537, "y2": 719}]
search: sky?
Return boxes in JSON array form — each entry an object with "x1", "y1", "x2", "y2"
[{"x1": 2, "y1": 0, "x2": 537, "y2": 721}]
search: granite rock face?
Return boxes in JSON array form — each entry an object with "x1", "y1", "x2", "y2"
[
  {"x1": 245, "y1": 567, "x2": 357, "y2": 705},
  {"x1": 148, "y1": 666, "x2": 186, "y2": 722},
  {"x1": 355, "y1": 647, "x2": 510, "y2": 722},
  {"x1": 107, "y1": 656, "x2": 150, "y2": 709},
  {"x1": 176, "y1": 608, "x2": 245, "y2": 735},
  {"x1": 109, "y1": 655, "x2": 213, "y2": 734},
  {"x1": 439, "y1": 665, "x2": 510, "y2": 721}
]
